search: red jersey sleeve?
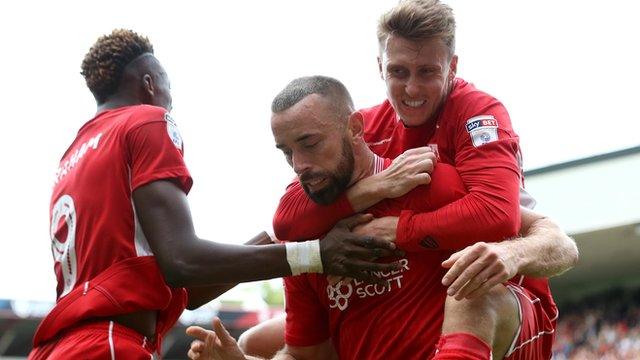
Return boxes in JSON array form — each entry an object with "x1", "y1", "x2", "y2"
[
  {"x1": 396, "y1": 96, "x2": 521, "y2": 251},
  {"x1": 126, "y1": 115, "x2": 193, "y2": 194},
  {"x1": 273, "y1": 180, "x2": 355, "y2": 241},
  {"x1": 284, "y1": 275, "x2": 330, "y2": 347}
]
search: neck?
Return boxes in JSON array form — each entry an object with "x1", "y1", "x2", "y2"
[
  {"x1": 349, "y1": 141, "x2": 378, "y2": 186},
  {"x1": 96, "y1": 95, "x2": 143, "y2": 114}
]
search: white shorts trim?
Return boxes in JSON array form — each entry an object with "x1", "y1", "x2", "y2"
[
  {"x1": 505, "y1": 284, "x2": 523, "y2": 357},
  {"x1": 108, "y1": 320, "x2": 116, "y2": 360},
  {"x1": 504, "y1": 284, "x2": 555, "y2": 357}
]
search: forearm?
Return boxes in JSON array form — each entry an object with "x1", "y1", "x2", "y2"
[
  {"x1": 344, "y1": 173, "x2": 387, "y2": 212},
  {"x1": 169, "y1": 241, "x2": 291, "y2": 287},
  {"x1": 186, "y1": 232, "x2": 274, "y2": 309},
  {"x1": 274, "y1": 182, "x2": 355, "y2": 240},
  {"x1": 509, "y1": 216, "x2": 579, "y2": 278},
  {"x1": 397, "y1": 177, "x2": 521, "y2": 251}
]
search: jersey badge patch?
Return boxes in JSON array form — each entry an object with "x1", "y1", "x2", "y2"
[
  {"x1": 165, "y1": 113, "x2": 183, "y2": 149},
  {"x1": 466, "y1": 115, "x2": 498, "y2": 147}
]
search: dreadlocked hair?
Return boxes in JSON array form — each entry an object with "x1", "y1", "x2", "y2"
[{"x1": 81, "y1": 29, "x2": 154, "y2": 103}]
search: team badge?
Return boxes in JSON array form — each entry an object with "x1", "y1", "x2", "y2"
[
  {"x1": 466, "y1": 115, "x2": 499, "y2": 147},
  {"x1": 165, "y1": 112, "x2": 183, "y2": 149}
]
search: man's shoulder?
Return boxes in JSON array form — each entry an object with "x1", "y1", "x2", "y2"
[
  {"x1": 441, "y1": 78, "x2": 508, "y2": 131},
  {"x1": 92, "y1": 105, "x2": 169, "y2": 132},
  {"x1": 449, "y1": 78, "x2": 499, "y2": 105},
  {"x1": 359, "y1": 100, "x2": 397, "y2": 142},
  {"x1": 123, "y1": 105, "x2": 170, "y2": 126},
  {"x1": 359, "y1": 99, "x2": 394, "y2": 121}
]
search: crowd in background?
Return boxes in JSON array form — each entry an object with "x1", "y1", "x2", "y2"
[{"x1": 553, "y1": 287, "x2": 640, "y2": 359}]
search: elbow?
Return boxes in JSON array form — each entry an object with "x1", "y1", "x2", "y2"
[
  {"x1": 161, "y1": 266, "x2": 188, "y2": 288},
  {"x1": 566, "y1": 236, "x2": 580, "y2": 269},
  {"x1": 185, "y1": 297, "x2": 207, "y2": 311},
  {"x1": 273, "y1": 221, "x2": 292, "y2": 242},
  {"x1": 502, "y1": 200, "x2": 522, "y2": 237},
  {"x1": 272, "y1": 212, "x2": 293, "y2": 241},
  {"x1": 157, "y1": 254, "x2": 193, "y2": 288},
  {"x1": 504, "y1": 214, "x2": 521, "y2": 238},
  {"x1": 493, "y1": 208, "x2": 521, "y2": 240}
]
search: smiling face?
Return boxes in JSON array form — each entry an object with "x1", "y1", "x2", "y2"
[
  {"x1": 379, "y1": 35, "x2": 457, "y2": 127},
  {"x1": 271, "y1": 94, "x2": 355, "y2": 205}
]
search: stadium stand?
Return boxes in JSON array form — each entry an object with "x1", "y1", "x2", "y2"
[{"x1": 553, "y1": 287, "x2": 640, "y2": 359}]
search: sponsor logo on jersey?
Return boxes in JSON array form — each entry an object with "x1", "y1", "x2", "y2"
[
  {"x1": 466, "y1": 115, "x2": 498, "y2": 147},
  {"x1": 326, "y1": 258, "x2": 410, "y2": 311}
]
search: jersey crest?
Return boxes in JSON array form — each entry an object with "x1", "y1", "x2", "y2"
[{"x1": 466, "y1": 115, "x2": 498, "y2": 147}]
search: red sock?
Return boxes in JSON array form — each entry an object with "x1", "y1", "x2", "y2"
[{"x1": 431, "y1": 333, "x2": 492, "y2": 360}]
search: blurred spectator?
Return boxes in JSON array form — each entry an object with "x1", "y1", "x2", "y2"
[{"x1": 553, "y1": 287, "x2": 640, "y2": 359}]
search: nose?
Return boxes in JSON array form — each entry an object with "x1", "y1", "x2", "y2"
[
  {"x1": 405, "y1": 75, "x2": 421, "y2": 98},
  {"x1": 292, "y1": 153, "x2": 311, "y2": 176}
]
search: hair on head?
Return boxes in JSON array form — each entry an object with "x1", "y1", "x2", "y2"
[
  {"x1": 378, "y1": 0, "x2": 456, "y2": 57},
  {"x1": 271, "y1": 75, "x2": 354, "y2": 119},
  {"x1": 81, "y1": 29, "x2": 154, "y2": 103}
]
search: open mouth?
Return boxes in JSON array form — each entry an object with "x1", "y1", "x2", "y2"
[
  {"x1": 402, "y1": 99, "x2": 426, "y2": 108},
  {"x1": 303, "y1": 177, "x2": 328, "y2": 191}
]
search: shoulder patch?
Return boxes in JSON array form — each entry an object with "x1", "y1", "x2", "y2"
[
  {"x1": 164, "y1": 112, "x2": 177, "y2": 125},
  {"x1": 466, "y1": 115, "x2": 498, "y2": 147},
  {"x1": 164, "y1": 113, "x2": 183, "y2": 149}
]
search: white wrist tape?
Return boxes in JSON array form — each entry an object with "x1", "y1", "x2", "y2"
[{"x1": 285, "y1": 240, "x2": 323, "y2": 275}]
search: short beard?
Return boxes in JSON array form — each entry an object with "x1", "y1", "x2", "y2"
[{"x1": 303, "y1": 138, "x2": 354, "y2": 205}]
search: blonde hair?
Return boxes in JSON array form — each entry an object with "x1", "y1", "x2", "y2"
[{"x1": 377, "y1": 0, "x2": 456, "y2": 57}]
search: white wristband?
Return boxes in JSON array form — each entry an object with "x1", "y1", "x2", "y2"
[{"x1": 285, "y1": 240, "x2": 323, "y2": 275}]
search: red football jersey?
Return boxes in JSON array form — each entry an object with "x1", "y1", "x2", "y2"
[
  {"x1": 50, "y1": 104, "x2": 192, "y2": 300},
  {"x1": 360, "y1": 78, "x2": 521, "y2": 251},
  {"x1": 359, "y1": 79, "x2": 556, "y2": 319},
  {"x1": 40, "y1": 105, "x2": 192, "y2": 347},
  {"x1": 285, "y1": 164, "x2": 467, "y2": 359}
]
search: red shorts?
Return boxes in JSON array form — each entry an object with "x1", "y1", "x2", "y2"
[
  {"x1": 504, "y1": 284, "x2": 558, "y2": 360},
  {"x1": 28, "y1": 321, "x2": 155, "y2": 360}
]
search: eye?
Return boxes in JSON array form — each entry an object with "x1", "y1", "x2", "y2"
[
  {"x1": 420, "y1": 68, "x2": 438, "y2": 77},
  {"x1": 303, "y1": 141, "x2": 319, "y2": 149},
  {"x1": 388, "y1": 66, "x2": 408, "y2": 78}
]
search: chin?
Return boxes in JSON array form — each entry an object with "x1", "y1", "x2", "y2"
[
  {"x1": 307, "y1": 187, "x2": 339, "y2": 206},
  {"x1": 400, "y1": 115, "x2": 429, "y2": 127}
]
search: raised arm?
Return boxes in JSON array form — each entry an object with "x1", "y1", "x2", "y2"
[
  {"x1": 395, "y1": 100, "x2": 522, "y2": 251},
  {"x1": 440, "y1": 207, "x2": 579, "y2": 300},
  {"x1": 274, "y1": 147, "x2": 436, "y2": 240}
]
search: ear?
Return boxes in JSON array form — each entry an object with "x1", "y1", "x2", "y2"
[
  {"x1": 448, "y1": 55, "x2": 458, "y2": 81},
  {"x1": 348, "y1": 111, "x2": 365, "y2": 141},
  {"x1": 377, "y1": 56, "x2": 384, "y2": 80},
  {"x1": 142, "y1": 74, "x2": 155, "y2": 98}
]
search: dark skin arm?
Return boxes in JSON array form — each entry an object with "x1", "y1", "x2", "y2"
[
  {"x1": 132, "y1": 180, "x2": 402, "y2": 291},
  {"x1": 186, "y1": 232, "x2": 274, "y2": 310}
]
